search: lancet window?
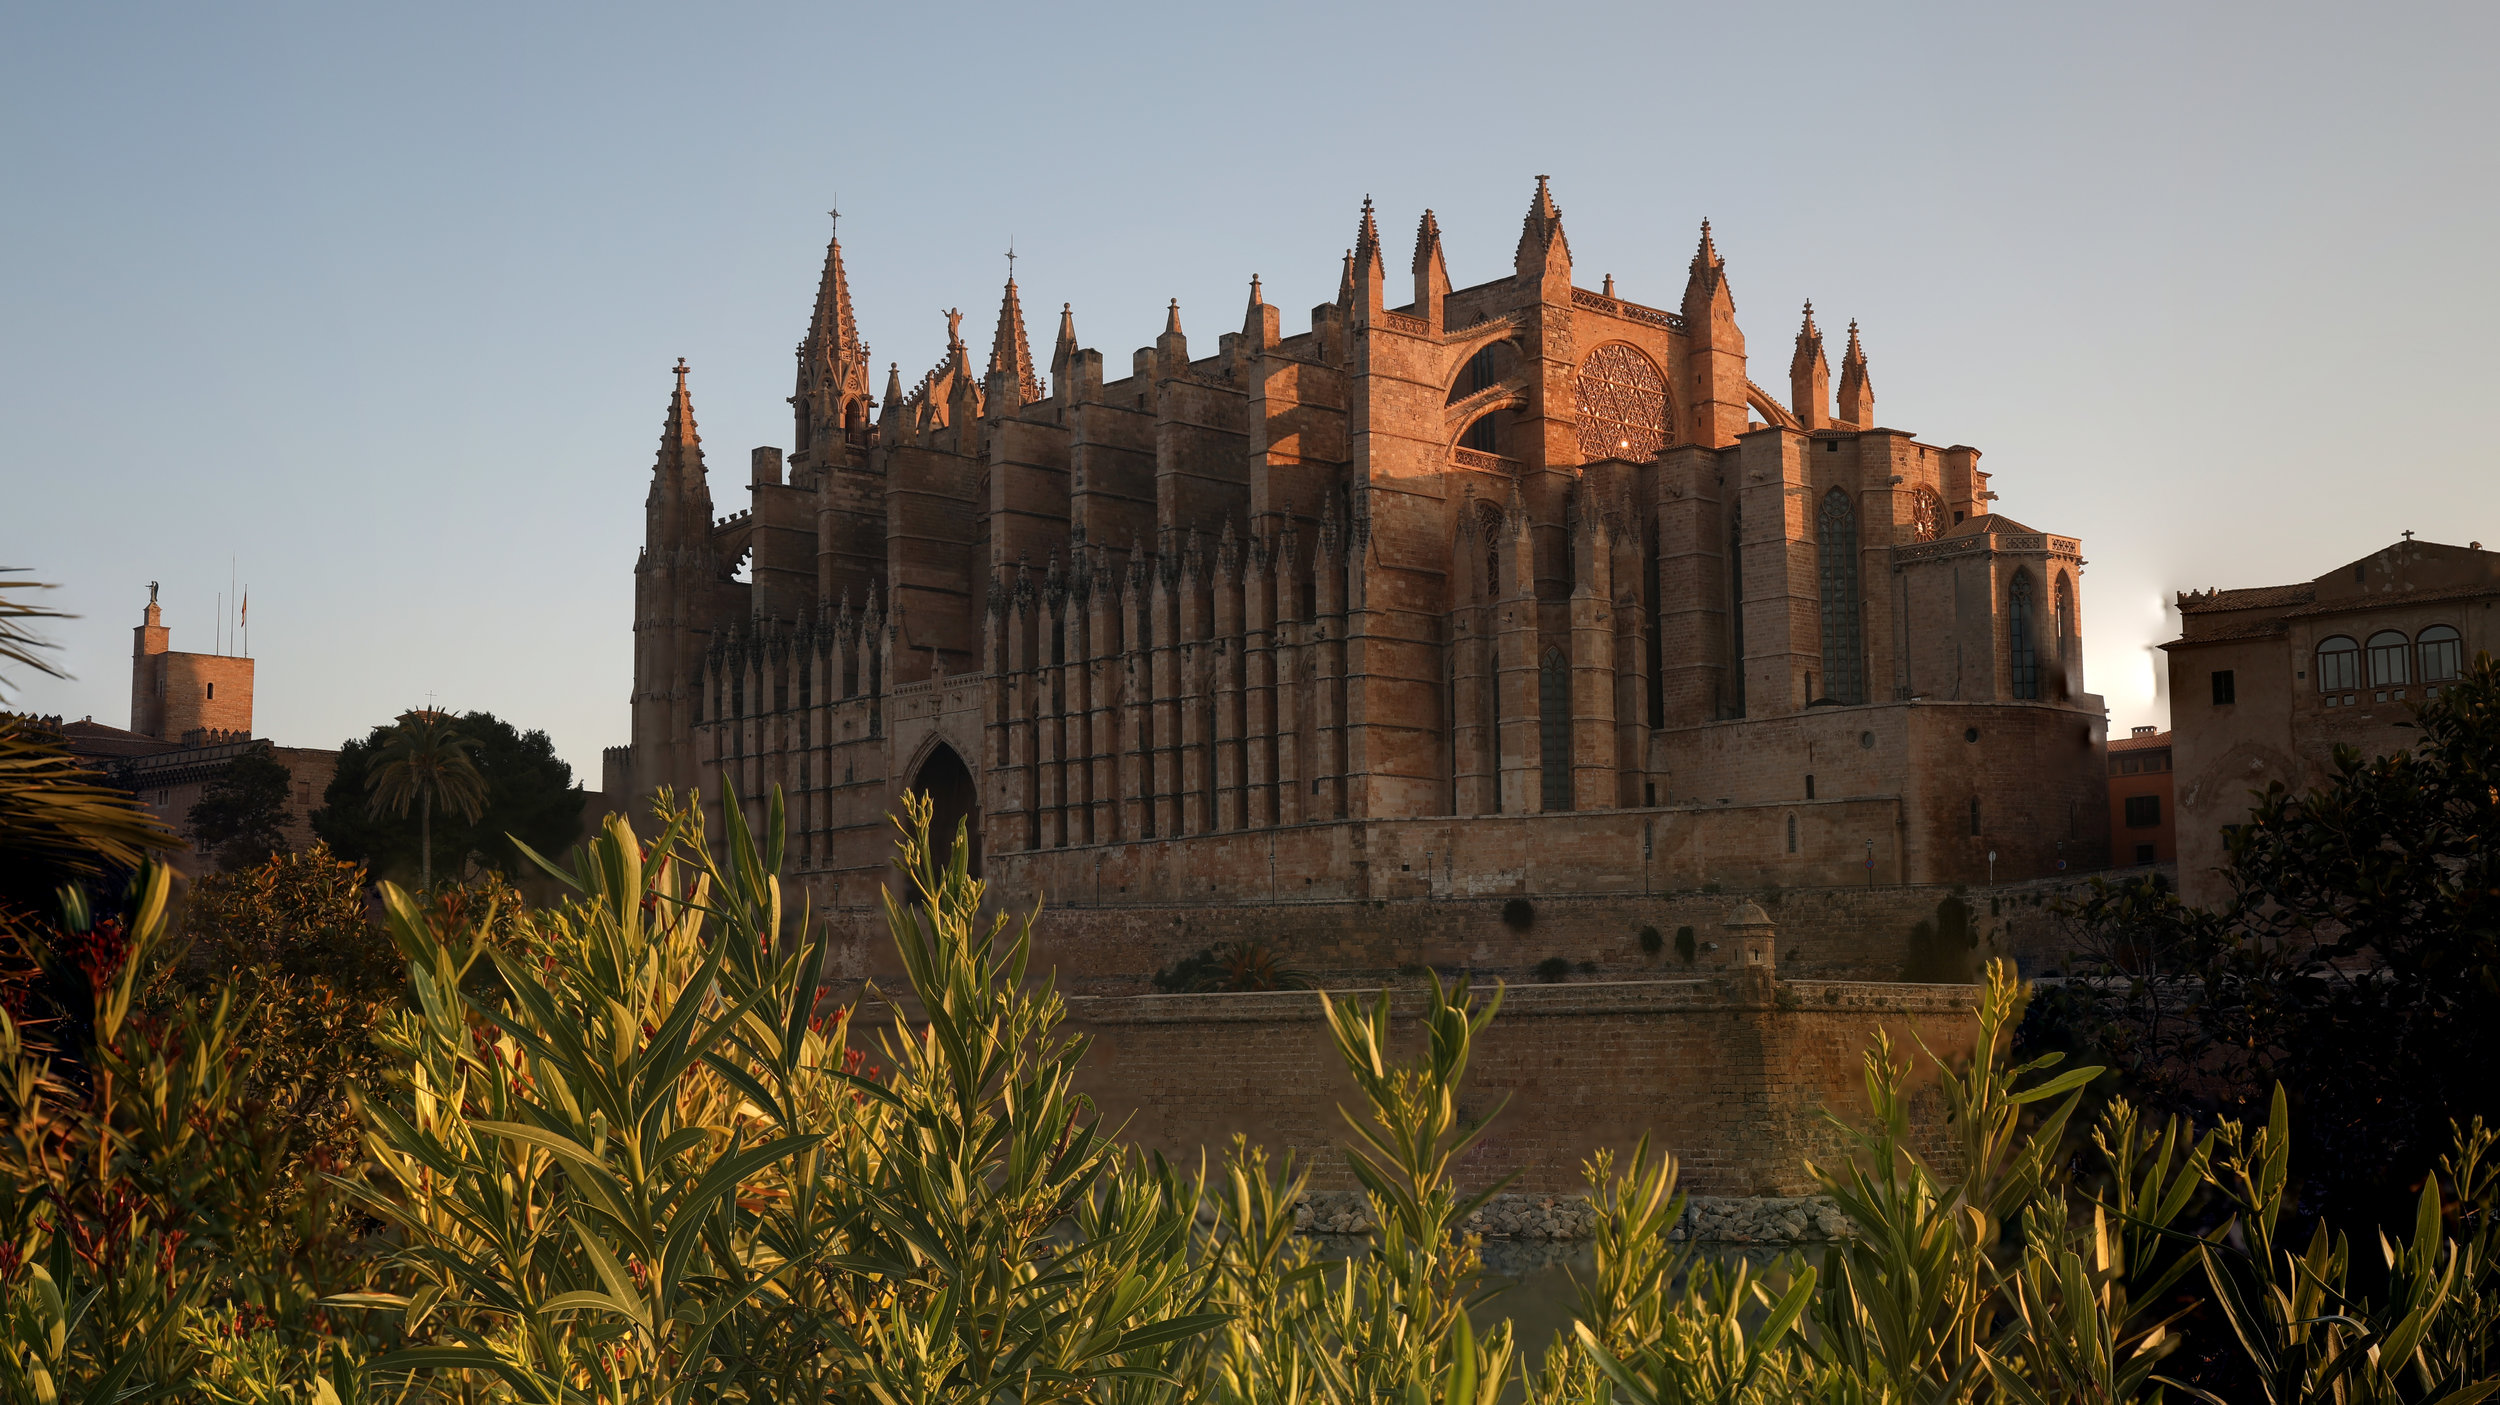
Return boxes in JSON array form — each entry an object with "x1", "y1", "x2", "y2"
[
  {"x1": 1816, "y1": 488, "x2": 1864, "y2": 704},
  {"x1": 1575, "y1": 344, "x2": 1670, "y2": 461},
  {"x1": 2009, "y1": 571, "x2": 2040, "y2": 700},
  {"x1": 1539, "y1": 647, "x2": 1571, "y2": 812}
]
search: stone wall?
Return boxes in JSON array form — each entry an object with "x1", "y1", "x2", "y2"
[
  {"x1": 809, "y1": 875, "x2": 2076, "y2": 993},
  {"x1": 840, "y1": 967, "x2": 1980, "y2": 1200}
]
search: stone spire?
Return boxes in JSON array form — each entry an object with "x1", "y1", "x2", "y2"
[
  {"x1": 1155, "y1": 297, "x2": 1188, "y2": 373},
  {"x1": 1681, "y1": 220, "x2": 1748, "y2": 446},
  {"x1": 1413, "y1": 208, "x2": 1450, "y2": 325},
  {"x1": 1838, "y1": 319, "x2": 1874, "y2": 426},
  {"x1": 987, "y1": 268, "x2": 1043, "y2": 407},
  {"x1": 1513, "y1": 175, "x2": 1571, "y2": 280},
  {"x1": 794, "y1": 211, "x2": 871, "y2": 457},
  {"x1": 880, "y1": 361, "x2": 904, "y2": 423},
  {"x1": 1681, "y1": 220, "x2": 1733, "y2": 319},
  {"x1": 1351, "y1": 196, "x2": 1386, "y2": 320},
  {"x1": 1242, "y1": 273, "x2": 1278, "y2": 349},
  {"x1": 1050, "y1": 301, "x2": 1077, "y2": 383},
  {"x1": 1789, "y1": 301, "x2": 1829, "y2": 431},
  {"x1": 650, "y1": 358, "x2": 713, "y2": 547}
]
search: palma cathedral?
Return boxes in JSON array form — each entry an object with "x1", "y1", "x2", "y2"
[{"x1": 613, "y1": 178, "x2": 2108, "y2": 916}]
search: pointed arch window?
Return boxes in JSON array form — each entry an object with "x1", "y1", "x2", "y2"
[
  {"x1": 2008, "y1": 571, "x2": 2040, "y2": 700},
  {"x1": 1475, "y1": 500, "x2": 1506, "y2": 599},
  {"x1": 1539, "y1": 647, "x2": 1572, "y2": 812},
  {"x1": 1816, "y1": 488, "x2": 1864, "y2": 704},
  {"x1": 2053, "y1": 573, "x2": 2076, "y2": 698},
  {"x1": 1462, "y1": 415, "x2": 1501, "y2": 454},
  {"x1": 1574, "y1": 344, "x2": 1670, "y2": 462}
]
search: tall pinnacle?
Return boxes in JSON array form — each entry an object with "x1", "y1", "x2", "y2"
[
  {"x1": 1514, "y1": 174, "x2": 1570, "y2": 273},
  {"x1": 805, "y1": 211, "x2": 865, "y2": 369},
  {"x1": 654, "y1": 358, "x2": 712, "y2": 536},
  {"x1": 1353, "y1": 195, "x2": 1383, "y2": 271},
  {"x1": 1412, "y1": 208, "x2": 1445, "y2": 275},
  {"x1": 988, "y1": 267, "x2": 1042, "y2": 403},
  {"x1": 1051, "y1": 301, "x2": 1077, "y2": 380}
]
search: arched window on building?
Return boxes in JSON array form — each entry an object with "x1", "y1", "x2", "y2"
[
  {"x1": 2053, "y1": 573, "x2": 2076, "y2": 699},
  {"x1": 2367, "y1": 630, "x2": 2411, "y2": 686},
  {"x1": 2316, "y1": 635, "x2": 2360, "y2": 692},
  {"x1": 1786, "y1": 813, "x2": 1798, "y2": 854},
  {"x1": 1727, "y1": 501, "x2": 1746, "y2": 714},
  {"x1": 1474, "y1": 499, "x2": 1505, "y2": 599},
  {"x1": 1539, "y1": 647, "x2": 1571, "y2": 812},
  {"x1": 1574, "y1": 344, "x2": 1670, "y2": 462},
  {"x1": 1816, "y1": 488, "x2": 1864, "y2": 704},
  {"x1": 2418, "y1": 625, "x2": 2463, "y2": 684},
  {"x1": 2008, "y1": 570, "x2": 2040, "y2": 700}
]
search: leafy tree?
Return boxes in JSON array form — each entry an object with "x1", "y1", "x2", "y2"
[
  {"x1": 186, "y1": 744, "x2": 294, "y2": 871},
  {"x1": 362, "y1": 710, "x2": 487, "y2": 891},
  {"x1": 2037, "y1": 650, "x2": 2500, "y2": 1224},
  {"x1": 316, "y1": 709, "x2": 580, "y2": 889},
  {"x1": 181, "y1": 840, "x2": 387, "y2": 994}
]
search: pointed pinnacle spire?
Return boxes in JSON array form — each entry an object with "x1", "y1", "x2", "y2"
[
  {"x1": 1051, "y1": 301, "x2": 1077, "y2": 377},
  {"x1": 1164, "y1": 298, "x2": 1184, "y2": 337},
  {"x1": 1412, "y1": 208, "x2": 1444, "y2": 275},
  {"x1": 1514, "y1": 174, "x2": 1570, "y2": 272},
  {"x1": 988, "y1": 269, "x2": 1042, "y2": 402},
  {"x1": 1338, "y1": 249, "x2": 1355, "y2": 305},
  {"x1": 1246, "y1": 274, "x2": 1263, "y2": 311},
  {"x1": 804, "y1": 210, "x2": 866, "y2": 371},
  {"x1": 1354, "y1": 195, "x2": 1383, "y2": 270},
  {"x1": 1838, "y1": 319, "x2": 1874, "y2": 425},
  {"x1": 1682, "y1": 218, "x2": 1733, "y2": 318},
  {"x1": 662, "y1": 357, "x2": 701, "y2": 459}
]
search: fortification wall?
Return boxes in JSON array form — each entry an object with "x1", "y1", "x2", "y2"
[
  {"x1": 810, "y1": 876, "x2": 2084, "y2": 994},
  {"x1": 840, "y1": 975, "x2": 1981, "y2": 1198}
]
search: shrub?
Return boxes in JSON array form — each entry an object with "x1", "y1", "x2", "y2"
[
  {"x1": 1638, "y1": 924, "x2": 1663, "y2": 955},
  {"x1": 1533, "y1": 955, "x2": 1570, "y2": 983},
  {"x1": 1675, "y1": 924, "x2": 1697, "y2": 963},
  {"x1": 1502, "y1": 897, "x2": 1535, "y2": 930}
]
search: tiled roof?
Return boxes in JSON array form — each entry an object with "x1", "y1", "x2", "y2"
[
  {"x1": 2279, "y1": 581, "x2": 2500, "y2": 619},
  {"x1": 1941, "y1": 513, "x2": 2040, "y2": 539},
  {"x1": 2177, "y1": 583, "x2": 2315, "y2": 614},
  {"x1": 2163, "y1": 618, "x2": 2289, "y2": 647},
  {"x1": 2110, "y1": 730, "x2": 2171, "y2": 752}
]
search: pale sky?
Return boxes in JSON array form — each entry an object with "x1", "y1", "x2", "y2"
[{"x1": 5, "y1": 2, "x2": 2494, "y2": 781}]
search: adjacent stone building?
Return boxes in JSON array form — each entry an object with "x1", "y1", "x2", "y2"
[
  {"x1": 40, "y1": 588, "x2": 338, "y2": 872},
  {"x1": 614, "y1": 179, "x2": 2111, "y2": 942},
  {"x1": 2164, "y1": 536, "x2": 2497, "y2": 904},
  {"x1": 2106, "y1": 725, "x2": 2174, "y2": 868}
]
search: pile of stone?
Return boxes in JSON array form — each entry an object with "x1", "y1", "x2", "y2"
[{"x1": 1289, "y1": 1191, "x2": 1853, "y2": 1244}]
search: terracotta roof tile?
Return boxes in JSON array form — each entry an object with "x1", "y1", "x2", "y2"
[{"x1": 2177, "y1": 582, "x2": 2315, "y2": 614}]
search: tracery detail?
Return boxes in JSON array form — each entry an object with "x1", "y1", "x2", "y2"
[
  {"x1": 1574, "y1": 343, "x2": 1670, "y2": 461},
  {"x1": 1911, "y1": 487, "x2": 1944, "y2": 542}
]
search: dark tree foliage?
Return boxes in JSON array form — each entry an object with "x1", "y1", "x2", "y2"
[
  {"x1": 312, "y1": 710, "x2": 583, "y2": 885},
  {"x1": 187, "y1": 744, "x2": 293, "y2": 870},
  {"x1": 2035, "y1": 651, "x2": 2500, "y2": 1225}
]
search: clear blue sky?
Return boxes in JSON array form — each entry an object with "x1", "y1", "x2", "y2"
[{"x1": 5, "y1": 2, "x2": 2494, "y2": 781}]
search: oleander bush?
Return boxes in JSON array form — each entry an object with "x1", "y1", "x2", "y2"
[{"x1": 0, "y1": 773, "x2": 2495, "y2": 1402}]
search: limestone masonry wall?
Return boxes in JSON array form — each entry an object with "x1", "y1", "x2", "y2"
[{"x1": 841, "y1": 975, "x2": 1980, "y2": 1198}]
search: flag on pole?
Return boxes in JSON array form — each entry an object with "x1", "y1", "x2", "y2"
[{"x1": 239, "y1": 589, "x2": 247, "y2": 626}]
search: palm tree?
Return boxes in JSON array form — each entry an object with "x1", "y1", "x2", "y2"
[{"x1": 365, "y1": 709, "x2": 488, "y2": 889}]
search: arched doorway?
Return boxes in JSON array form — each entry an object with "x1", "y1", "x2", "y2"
[{"x1": 910, "y1": 742, "x2": 982, "y2": 877}]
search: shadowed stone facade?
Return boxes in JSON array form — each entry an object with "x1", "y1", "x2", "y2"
[{"x1": 615, "y1": 180, "x2": 2110, "y2": 947}]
